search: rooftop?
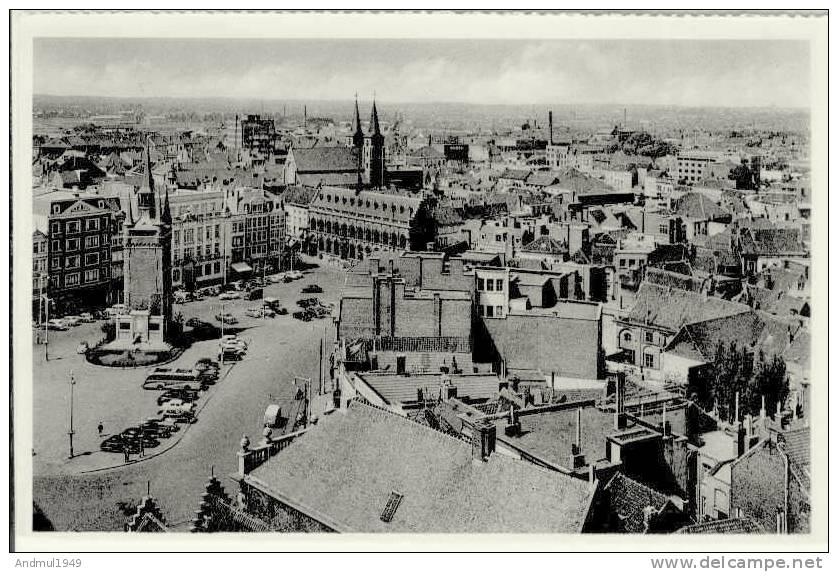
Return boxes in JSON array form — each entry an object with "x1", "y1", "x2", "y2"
[{"x1": 247, "y1": 401, "x2": 596, "y2": 533}]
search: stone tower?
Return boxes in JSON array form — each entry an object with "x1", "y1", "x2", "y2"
[{"x1": 118, "y1": 144, "x2": 173, "y2": 346}]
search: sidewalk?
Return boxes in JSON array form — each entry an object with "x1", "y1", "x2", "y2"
[{"x1": 37, "y1": 361, "x2": 237, "y2": 476}]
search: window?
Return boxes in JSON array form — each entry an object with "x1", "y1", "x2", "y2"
[
  {"x1": 214, "y1": 262, "x2": 221, "y2": 274},
  {"x1": 50, "y1": 257, "x2": 61, "y2": 270},
  {"x1": 477, "y1": 277, "x2": 485, "y2": 291},
  {"x1": 173, "y1": 230, "x2": 180, "y2": 245},
  {"x1": 215, "y1": 224, "x2": 220, "y2": 238},
  {"x1": 50, "y1": 222, "x2": 60, "y2": 234},
  {"x1": 65, "y1": 272, "x2": 80, "y2": 287},
  {"x1": 172, "y1": 269, "x2": 181, "y2": 282},
  {"x1": 628, "y1": 259, "x2": 636, "y2": 267},
  {"x1": 33, "y1": 243, "x2": 39, "y2": 254},
  {"x1": 86, "y1": 218, "x2": 99, "y2": 231},
  {"x1": 644, "y1": 352, "x2": 655, "y2": 369},
  {"x1": 53, "y1": 204, "x2": 60, "y2": 214},
  {"x1": 645, "y1": 332, "x2": 654, "y2": 344},
  {"x1": 495, "y1": 306, "x2": 503, "y2": 317},
  {"x1": 51, "y1": 239, "x2": 61, "y2": 251},
  {"x1": 83, "y1": 269, "x2": 99, "y2": 283},
  {"x1": 659, "y1": 224, "x2": 669, "y2": 234},
  {"x1": 184, "y1": 229, "x2": 194, "y2": 244},
  {"x1": 495, "y1": 279, "x2": 503, "y2": 291},
  {"x1": 623, "y1": 332, "x2": 632, "y2": 343},
  {"x1": 65, "y1": 255, "x2": 80, "y2": 269},
  {"x1": 486, "y1": 306, "x2": 494, "y2": 318},
  {"x1": 85, "y1": 235, "x2": 100, "y2": 248},
  {"x1": 206, "y1": 226, "x2": 212, "y2": 240},
  {"x1": 486, "y1": 279, "x2": 494, "y2": 291},
  {"x1": 66, "y1": 221, "x2": 80, "y2": 234},
  {"x1": 66, "y1": 238, "x2": 79, "y2": 251},
  {"x1": 85, "y1": 253, "x2": 99, "y2": 266}
]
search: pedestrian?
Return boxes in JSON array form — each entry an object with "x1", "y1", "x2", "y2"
[
  {"x1": 139, "y1": 438, "x2": 145, "y2": 458},
  {"x1": 97, "y1": 421, "x2": 104, "y2": 436},
  {"x1": 123, "y1": 443, "x2": 130, "y2": 463}
]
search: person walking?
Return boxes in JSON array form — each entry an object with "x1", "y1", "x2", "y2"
[
  {"x1": 122, "y1": 443, "x2": 130, "y2": 463},
  {"x1": 97, "y1": 421, "x2": 104, "y2": 436}
]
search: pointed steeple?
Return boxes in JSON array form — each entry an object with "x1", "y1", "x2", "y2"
[
  {"x1": 352, "y1": 94, "x2": 365, "y2": 149},
  {"x1": 370, "y1": 99, "x2": 382, "y2": 137},
  {"x1": 137, "y1": 143, "x2": 157, "y2": 220},
  {"x1": 161, "y1": 184, "x2": 172, "y2": 225}
]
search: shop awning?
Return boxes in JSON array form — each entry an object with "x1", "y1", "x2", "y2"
[{"x1": 231, "y1": 262, "x2": 253, "y2": 273}]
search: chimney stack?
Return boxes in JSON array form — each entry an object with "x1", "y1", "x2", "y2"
[
  {"x1": 548, "y1": 110, "x2": 554, "y2": 145},
  {"x1": 614, "y1": 373, "x2": 627, "y2": 430},
  {"x1": 472, "y1": 420, "x2": 497, "y2": 462},
  {"x1": 572, "y1": 407, "x2": 586, "y2": 468}
]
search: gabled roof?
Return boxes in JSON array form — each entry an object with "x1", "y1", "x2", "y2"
[
  {"x1": 498, "y1": 168, "x2": 531, "y2": 181},
  {"x1": 247, "y1": 401, "x2": 596, "y2": 533},
  {"x1": 779, "y1": 427, "x2": 810, "y2": 490},
  {"x1": 604, "y1": 473, "x2": 672, "y2": 533},
  {"x1": 673, "y1": 192, "x2": 730, "y2": 221},
  {"x1": 282, "y1": 185, "x2": 319, "y2": 206},
  {"x1": 625, "y1": 283, "x2": 751, "y2": 332},
  {"x1": 740, "y1": 228, "x2": 807, "y2": 256},
  {"x1": 521, "y1": 235, "x2": 567, "y2": 255},
  {"x1": 676, "y1": 518, "x2": 764, "y2": 534},
  {"x1": 290, "y1": 146, "x2": 359, "y2": 173}
]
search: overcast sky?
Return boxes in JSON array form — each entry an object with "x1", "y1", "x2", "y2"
[{"x1": 34, "y1": 39, "x2": 810, "y2": 108}]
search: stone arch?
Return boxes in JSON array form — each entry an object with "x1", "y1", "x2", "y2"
[
  {"x1": 382, "y1": 232, "x2": 389, "y2": 246},
  {"x1": 325, "y1": 237, "x2": 332, "y2": 254},
  {"x1": 391, "y1": 232, "x2": 398, "y2": 246},
  {"x1": 373, "y1": 230, "x2": 380, "y2": 243},
  {"x1": 317, "y1": 219, "x2": 324, "y2": 232},
  {"x1": 318, "y1": 237, "x2": 325, "y2": 252},
  {"x1": 339, "y1": 223, "x2": 347, "y2": 237},
  {"x1": 399, "y1": 234, "x2": 407, "y2": 248},
  {"x1": 364, "y1": 228, "x2": 372, "y2": 242},
  {"x1": 348, "y1": 243, "x2": 356, "y2": 259},
  {"x1": 349, "y1": 225, "x2": 356, "y2": 239},
  {"x1": 325, "y1": 220, "x2": 332, "y2": 234}
]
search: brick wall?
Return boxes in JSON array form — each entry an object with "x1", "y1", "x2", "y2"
[{"x1": 482, "y1": 313, "x2": 602, "y2": 379}]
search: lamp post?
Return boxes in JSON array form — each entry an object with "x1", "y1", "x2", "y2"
[
  {"x1": 42, "y1": 292, "x2": 53, "y2": 361},
  {"x1": 68, "y1": 370, "x2": 76, "y2": 459}
]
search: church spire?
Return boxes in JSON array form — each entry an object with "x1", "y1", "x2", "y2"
[
  {"x1": 370, "y1": 98, "x2": 382, "y2": 137},
  {"x1": 352, "y1": 93, "x2": 364, "y2": 149},
  {"x1": 161, "y1": 183, "x2": 172, "y2": 225}
]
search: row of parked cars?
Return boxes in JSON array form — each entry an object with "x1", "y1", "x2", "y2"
[
  {"x1": 101, "y1": 358, "x2": 221, "y2": 455},
  {"x1": 218, "y1": 334, "x2": 248, "y2": 362}
]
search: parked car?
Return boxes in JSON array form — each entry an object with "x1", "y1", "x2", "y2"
[
  {"x1": 219, "y1": 291, "x2": 241, "y2": 300},
  {"x1": 185, "y1": 317, "x2": 204, "y2": 328},
  {"x1": 158, "y1": 401, "x2": 197, "y2": 424},
  {"x1": 121, "y1": 427, "x2": 161, "y2": 449},
  {"x1": 220, "y1": 334, "x2": 247, "y2": 347},
  {"x1": 292, "y1": 310, "x2": 313, "y2": 322},
  {"x1": 246, "y1": 288, "x2": 264, "y2": 301},
  {"x1": 301, "y1": 284, "x2": 323, "y2": 294},
  {"x1": 157, "y1": 389, "x2": 200, "y2": 406},
  {"x1": 215, "y1": 313, "x2": 239, "y2": 325},
  {"x1": 46, "y1": 319, "x2": 68, "y2": 331},
  {"x1": 287, "y1": 270, "x2": 303, "y2": 280},
  {"x1": 79, "y1": 312, "x2": 95, "y2": 323},
  {"x1": 100, "y1": 434, "x2": 139, "y2": 454},
  {"x1": 141, "y1": 417, "x2": 176, "y2": 439},
  {"x1": 266, "y1": 273, "x2": 283, "y2": 284},
  {"x1": 174, "y1": 291, "x2": 191, "y2": 304},
  {"x1": 218, "y1": 348, "x2": 245, "y2": 362},
  {"x1": 62, "y1": 315, "x2": 82, "y2": 327}
]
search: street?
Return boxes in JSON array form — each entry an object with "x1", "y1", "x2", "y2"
[{"x1": 32, "y1": 260, "x2": 345, "y2": 531}]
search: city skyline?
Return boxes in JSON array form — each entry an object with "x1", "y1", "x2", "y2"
[{"x1": 34, "y1": 38, "x2": 811, "y2": 109}]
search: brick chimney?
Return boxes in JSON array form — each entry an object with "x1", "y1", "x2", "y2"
[
  {"x1": 472, "y1": 419, "x2": 496, "y2": 462},
  {"x1": 614, "y1": 373, "x2": 627, "y2": 430},
  {"x1": 572, "y1": 407, "x2": 586, "y2": 469}
]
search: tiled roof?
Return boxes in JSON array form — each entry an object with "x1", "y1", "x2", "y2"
[
  {"x1": 291, "y1": 146, "x2": 359, "y2": 173},
  {"x1": 676, "y1": 518, "x2": 764, "y2": 534},
  {"x1": 499, "y1": 168, "x2": 531, "y2": 181},
  {"x1": 626, "y1": 283, "x2": 751, "y2": 332},
  {"x1": 604, "y1": 473, "x2": 671, "y2": 533},
  {"x1": 780, "y1": 427, "x2": 810, "y2": 490},
  {"x1": 740, "y1": 228, "x2": 807, "y2": 256},
  {"x1": 282, "y1": 185, "x2": 319, "y2": 206},
  {"x1": 247, "y1": 401, "x2": 596, "y2": 533},
  {"x1": 673, "y1": 192, "x2": 730, "y2": 220},
  {"x1": 665, "y1": 310, "x2": 799, "y2": 362},
  {"x1": 521, "y1": 235, "x2": 567, "y2": 255}
]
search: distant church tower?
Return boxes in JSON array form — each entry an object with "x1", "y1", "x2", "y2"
[
  {"x1": 119, "y1": 144, "x2": 173, "y2": 346},
  {"x1": 369, "y1": 100, "x2": 385, "y2": 188},
  {"x1": 353, "y1": 95, "x2": 365, "y2": 193}
]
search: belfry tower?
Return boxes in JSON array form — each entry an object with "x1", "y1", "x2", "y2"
[{"x1": 118, "y1": 143, "x2": 173, "y2": 347}]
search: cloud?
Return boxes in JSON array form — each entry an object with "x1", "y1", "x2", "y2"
[{"x1": 33, "y1": 39, "x2": 810, "y2": 108}]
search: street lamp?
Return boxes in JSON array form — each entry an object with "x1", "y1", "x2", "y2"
[
  {"x1": 41, "y1": 292, "x2": 53, "y2": 361},
  {"x1": 68, "y1": 370, "x2": 76, "y2": 459}
]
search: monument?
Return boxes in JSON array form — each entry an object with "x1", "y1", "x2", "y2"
[{"x1": 113, "y1": 144, "x2": 173, "y2": 349}]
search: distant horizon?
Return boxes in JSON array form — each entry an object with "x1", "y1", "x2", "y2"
[
  {"x1": 33, "y1": 93, "x2": 811, "y2": 113},
  {"x1": 34, "y1": 38, "x2": 811, "y2": 109}
]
